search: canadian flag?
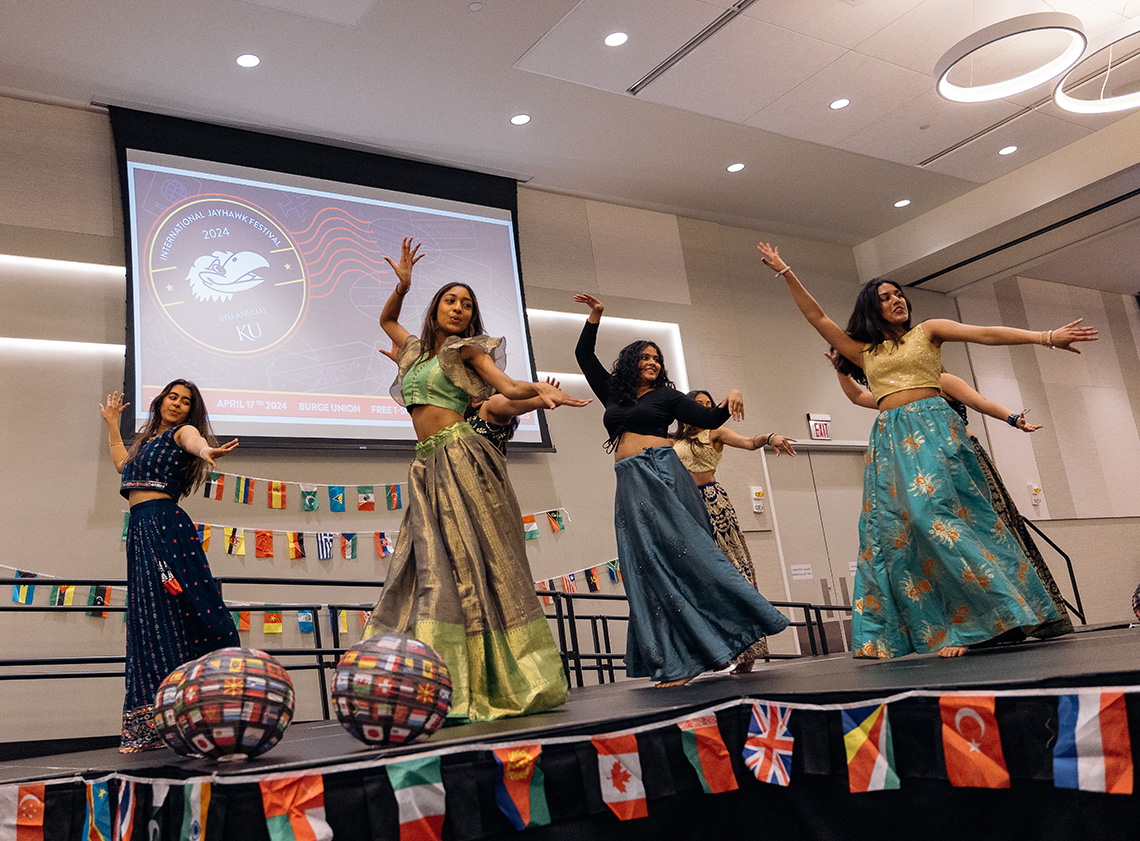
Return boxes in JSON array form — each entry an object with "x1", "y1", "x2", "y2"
[{"x1": 592, "y1": 734, "x2": 647, "y2": 821}]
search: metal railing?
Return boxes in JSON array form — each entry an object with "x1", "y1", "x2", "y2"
[
  {"x1": 1022, "y1": 519, "x2": 1086, "y2": 623},
  {"x1": 0, "y1": 575, "x2": 844, "y2": 715}
]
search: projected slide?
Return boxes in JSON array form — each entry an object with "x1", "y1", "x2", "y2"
[{"x1": 125, "y1": 150, "x2": 540, "y2": 445}]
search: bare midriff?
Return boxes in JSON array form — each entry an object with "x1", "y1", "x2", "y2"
[
  {"x1": 409, "y1": 404, "x2": 465, "y2": 441},
  {"x1": 613, "y1": 432, "x2": 672, "y2": 463},
  {"x1": 877, "y1": 386, "x2": 940, "y2": 412},
  {"x1": 128, "y1": 490, "x2": 173, "y2": 507},
  {"x1": 687, "y1": 469, "x2": 716, "y2": 485}
]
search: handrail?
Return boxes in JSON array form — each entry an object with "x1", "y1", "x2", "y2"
[
  {"x1": 1020, "y1": 519, "x2": 1085, "y2": 624},
  {"x1": 0, "y1": 576, "x2": 855, "y2": 714}
]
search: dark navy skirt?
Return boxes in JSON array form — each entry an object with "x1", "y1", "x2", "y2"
[
  {"x1": 123, "y1": 499, "x2": 238, "y2": 748},
  {"x1": 614, "y1": 447, "x2": 789, "y2": 681}
]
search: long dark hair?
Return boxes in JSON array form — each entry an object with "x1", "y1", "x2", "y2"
[
  {"x1": 609, "y1": 340, "x2": 674, "y2": 405},
  {"x1": 835, "y1": 278, "x2": 912, "y2": 383},
  {"x1": 418, "y1": 283, "x2": 484, "y2": 358},
  {"x1": 127, "y1": 379, "x2": 215, "y2": 496},
  {"x1": 671, "y1": 390, "x2": 714, "y2": 442}
]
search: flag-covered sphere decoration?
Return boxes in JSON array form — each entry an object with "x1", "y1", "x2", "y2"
[
  {"x1": 152, "y1": 663, "x2": 197, "y2": 756},
  {"x1": 333, "y1": 632, "x2": 452, "y2": 746},
  {"x1": 154, "y1": 647, "x2": 295, "y2": 761}
]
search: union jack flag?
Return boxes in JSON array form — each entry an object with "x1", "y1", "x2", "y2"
[{"x1": 743, "y1": 701, "x2": 794, "y2": 786}]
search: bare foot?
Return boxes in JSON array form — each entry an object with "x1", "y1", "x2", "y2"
[
  {"x1": 730, "y1": 662, "x2": 753, "y2": 675},
  {"x1": 938, "y1": 645, "x2": 968, "y2": 658},
  {"x1": 655, "y1": 675, "x2": 698, "y2": 687}
]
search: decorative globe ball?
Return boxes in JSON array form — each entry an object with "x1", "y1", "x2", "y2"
[
  {"x1": 333, "y1": 633, "x2": 452, "y2": 746},
  {"x1": 152, "y1": 663, "x2": 197, "y2": 756},
  {"x1": 169, "y1": 647, "x2": 295, "y2": 761}
]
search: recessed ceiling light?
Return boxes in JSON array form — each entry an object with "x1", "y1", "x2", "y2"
[
  {"x1": 999, "y1": 145, "x2": 1018, "y2": 156},
  {"x1": 894, "y1": 199, "x2": 911, "y2": 208},
  {"x1": 829, "y1": 98, "x2": 851, "y2": 110},
  {"x1": 510, "y1": 114, "x2": 531, "y2": 126},
  {"x1": 469, "y1": 2, "x2": 482, "y2": 9},
  {"x1": 726, "y1": 163, "x2": 746, "y2": 173},
  {"x1": 604, "y1": 32, "x2": 628, "y2": 47},
  {"x1": 236, "y1": 54, "x2": 260, "y2": 68}
]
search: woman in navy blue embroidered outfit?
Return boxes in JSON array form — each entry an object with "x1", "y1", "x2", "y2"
[
  {"x1": 100, "y1": 380, "x2": 239, "y2": 752},
  {"x1": 573, "y1": 293, "x2": 789, "y2": 686}
]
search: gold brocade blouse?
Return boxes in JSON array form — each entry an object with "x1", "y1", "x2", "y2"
[
  {"x1": 863, "y1": 323, "x2": 942, "y2": 404},
  {"x1": 389, "y1": 334, "x2": 506, "y2": 408},
  {"x1": 673, "y1": 429, "x2": 722, "y2": 473}
]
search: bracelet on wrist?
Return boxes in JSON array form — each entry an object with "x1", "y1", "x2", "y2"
[
  {"x1": 775, "y1": 266, "x2": 791, "y2": 277},
  {"x1": 198, "y1": 444, "x2": 212, "y2": 459},
  {"x1": 394, "y1": 285, "x2": 409, "y2": 296},
  {"x1": 1006, "y1": 413, "x2": 1020, "y2": 427},
  {"x1": 1046, "y1": 329, "x2": 1055, "y2": 349}
]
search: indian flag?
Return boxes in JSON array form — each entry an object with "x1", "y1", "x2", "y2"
[
  {"x1": 387, "y1": 755, "x2": 446, "y2": 841},
  {"x1": 522, "y1": 514, "x2": 539, "y2": 541}
]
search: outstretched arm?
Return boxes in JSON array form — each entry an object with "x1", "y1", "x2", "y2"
[
  {"x1": 940, "y1": 373, "x2": 1042, "y2": 432},
  {"x1": 758, "y1": 243, "x2": 866, "y2": 366},
  {"x1": 709, "y1": 426, "x2": 797, "y2": 456},
  {"x1": 378, "y1": 237, "x2": 425, "y2": 348},
  {"x1": 173, "y1": 425, "x2": 238, "y2": 468},
  {"x1": 462, "y1": 349, "x2": 562, "y2": 407},
  {"x1": 480, "y1": 378, "x2": 591, "y2": 424},
  {"x1": 923, "y1": 318, "x2": 1098, "y2": 353},
  {"x1": 98, "y1": 391, "x2": 131, "y2": 473}
]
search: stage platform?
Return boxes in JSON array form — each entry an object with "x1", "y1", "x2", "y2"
[{"x1": 5, "y1": 624, "x2": 1140, "y2": 840}]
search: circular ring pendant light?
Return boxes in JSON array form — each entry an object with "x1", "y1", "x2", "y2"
[
  {"x1": 1054, "y1": 16, "x2": 1140, "y2": 114},
  {"x1": 934, "y1": 12, "x2": 1087, "y2": 103}
]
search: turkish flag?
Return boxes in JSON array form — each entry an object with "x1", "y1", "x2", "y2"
[{"x1": 940, "y1": 695, "x2": 1010, "y2": 788}]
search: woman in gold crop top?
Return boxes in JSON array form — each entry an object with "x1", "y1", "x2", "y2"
[
  {"x1": 758, "y1": 241, "x2": 1096, "y2": 659},
  {"x1": 672, "y1": 391, "x2": 796, "y2": 673},
  {"x1": 362, "y1": 237, "x2": 584, "y2": 720}
]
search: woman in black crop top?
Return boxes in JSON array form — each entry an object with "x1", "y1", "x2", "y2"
[
  {"x1": 573, "y1": 293, "x2": 789, "y2": 687},
  {"x1": 100, "y1": 379, "x2": 239, "y2": 752}
]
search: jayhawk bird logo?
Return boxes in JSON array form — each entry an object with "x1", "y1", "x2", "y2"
[{"x1": 187, "y1": 250, "x2": 270, "y2": 302}]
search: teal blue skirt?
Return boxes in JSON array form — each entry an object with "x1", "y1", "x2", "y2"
[
  {"x1": 615, "y1": 447, "x2": 789, "y2": 681},
  {"x1": 852, "y1": 398, "x2": 1058, "y2": 658}
]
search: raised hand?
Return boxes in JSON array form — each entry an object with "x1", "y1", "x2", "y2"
[
  {"x1": 199, "y1": 438, "x2": 239, "y2": 467},
  {"x1": 572, "y1": 293, "x2": 604, "y2": 321},
  {"x1": 1049, "y1": 318, "x2": 1098, "y2": 353},
  {"x1": 379, "y1": 339, "x2": 400, "y2": 364},
  {"x1": 721, "y1": 388, "x2": 745, "y2": 422},
  {"x1": 1014, "y1": 412, "x2": 1043, "y2": 433},
  {"x1": 99, "y1": 391, "x2": 130, "y2": 425},
  {"x1": 383, "y1": 236, "x2": 425, "y2": 291},
  {"x1": 757, "y1": 242, "x2": 787, "y2": 274},
  {"x1": 767, "y1": 434, "x2": 797, "y2": 457}
]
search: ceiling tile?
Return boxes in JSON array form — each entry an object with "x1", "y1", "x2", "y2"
[
  {"x1": 744, "y1": 51, "x2": 931, "y2": 144},
  {"x1": 514, "y1": 0, "x2": 724, "y2": 94},
  {"x1": 235, "y1": 0, "x2": 378, "y2": 27},
  {"x1": 922, "y1": 108, "x2": 1092, "y2": 182},
  {"x1": 734, "y1": 0, "x2": 927, "y2": 50},
  {"x1": 835, "y1": 90, "x2": 1020, "y2": 166},
  {"x1": 635, "y1": 14, "x2": 846, "y2": 122}
]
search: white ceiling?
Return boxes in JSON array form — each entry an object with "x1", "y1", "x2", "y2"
[{"x1": 2, "y1": 0, "x2": 1140, "y2": 288}]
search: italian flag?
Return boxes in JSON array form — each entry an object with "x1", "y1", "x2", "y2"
[
  {"x1": 259, "y1": 775, "x2": 333, "y2": 841},
  {"x1": 387, "y1": 755, "x2": 446, "y2": 841},
  {"x1": 592, "y1": 734, "x2": 647, "y2": 820},
  {"x1": 678, "y1": 714, "x2": 739, "y2": 794}
]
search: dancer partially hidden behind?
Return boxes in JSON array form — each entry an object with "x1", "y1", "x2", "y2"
[
  {"x1": 672, "y1": 392, "x2": 796, "y2": 674},
  {"x1": 827, "y1": 353, "x2": 1074, "y2": 639},
  {"x1": 573, "y1": 293, "x2": 789, "y2": 686},
  {"x1": 759, "y1": 241, "x2": 1095, "y2": 657},
  {"x1": 364, "y1": 237, "x2": 576, "y2": 719},
  {"x1": 100, "y1": 381, "x2": 239, "y2": 752}
]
